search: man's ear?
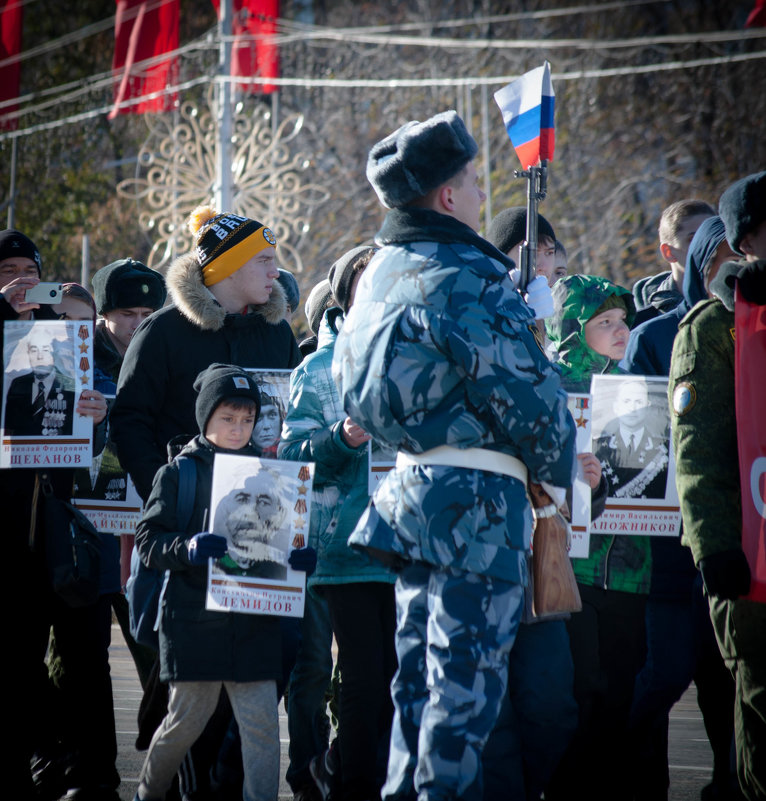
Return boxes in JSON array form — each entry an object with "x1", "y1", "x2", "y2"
[
  {"x1": 439, "y1": 184, "x2": 455, "y2": 214},
  {"x1": 659, "y1": 242, "x2": 677, "y2": 265}
]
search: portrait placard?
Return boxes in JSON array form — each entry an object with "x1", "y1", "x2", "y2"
[
  {"x1": 589, "y1": 374, "x2": 680, "y2": 537},
  {"x1": 2, "y1": 320, "x2": 94, "y2": 469},
  {"x1": 206, "y1": 453, "x2": 314, "y2": 618},
  {"x1": 72, "y1": 395, "x2": 143, "y2": 534},
  {"x1": 567, "y1": 393, "x2": 592, "y2": 559},
  {"x1": 244, "y1": 369, "x2": 292, "y2": 458}
]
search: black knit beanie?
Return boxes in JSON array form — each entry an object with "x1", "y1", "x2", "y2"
[
  {"x1": 0, "y1": 229, "x2": 42, "y2": 275},
  {"x1": 92, "y1": 258, "x2": 167, "y2": 314},
  {"x1": 486, "y1": 208, "x2": 556, "y2": 256},
  {"x1": 194, "y1": 363, "x2": 262, "y2": 435},
  {"x1": 328, "y1": 246, "x2": 377, "y2": 314}
]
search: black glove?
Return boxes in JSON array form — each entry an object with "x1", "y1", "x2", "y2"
[
  {"x1": 737, "y1": 260, "x2": 766, "y2": 305},
  {"x1": 288, "y1": 546, "x2": 317, "y2": 577},
  {"x1": 187, "y1": 533, "x2": 228, "y2": 565},
  {"x1": 699, "y1": 549, "x2": 751, "y2": 600}
]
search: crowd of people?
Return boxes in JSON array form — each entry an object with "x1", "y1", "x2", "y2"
[{"x1": 1, "y1": 111, "x2": 764, "y2": 801}]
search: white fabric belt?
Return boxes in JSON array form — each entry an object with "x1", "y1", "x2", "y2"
[{"x1": 396, "y1": 445, "x2": 528, "y2": 484}]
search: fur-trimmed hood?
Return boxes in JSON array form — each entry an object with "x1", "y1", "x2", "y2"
[{"x1": 166, "y1": 252, "x2": 288, "y2": 331}]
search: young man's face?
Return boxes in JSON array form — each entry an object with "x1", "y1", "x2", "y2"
[
  {"x1": 584, "y1": 307, "x2": 630, "y2": 361},
  {"x1": 226, "y1": 247, "x2": 280, "y2": 308},
  {"x1": 205, "y1": 403, "x2": 256, "y2": 450},
  {"x1": 449, "y1": 162, "x2": 486, "y2": 232},
  {"x1": 515, "y1": 236, "x2": 557, "y2": 286},
  {"x1": 665, "y1": 213, "x2": 713, "y2": 268},
  {"x1": 103, "y1": 306, "x2": 155, "y2": 354},
  {"x1": 704, "y1": 239, "x2": 738, "y2": 295}
]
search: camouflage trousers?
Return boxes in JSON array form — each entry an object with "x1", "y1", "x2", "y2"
[{"x1": 383, "y1": 561, "x2": 524, "y2": 801}]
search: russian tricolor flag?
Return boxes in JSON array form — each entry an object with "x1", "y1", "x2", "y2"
[{"x1": 494, "y1": 61, "x2": 555, "y2": 169}]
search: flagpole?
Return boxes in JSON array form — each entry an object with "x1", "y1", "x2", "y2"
[{"x1": 215, "y1": 0, "x2": 233, "y2": 212}]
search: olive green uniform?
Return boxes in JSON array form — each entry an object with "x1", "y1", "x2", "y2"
[{"x1": 669, "y1": 267, "x2": 766, "y2": 801}]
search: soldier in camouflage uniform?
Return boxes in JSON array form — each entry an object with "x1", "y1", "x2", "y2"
[
  {"x1": 670, "y1": 171, "x2": 766, "y2": 801},
  {"x1": 332, "y1": 111, "x2": 576, "y2": 801}
]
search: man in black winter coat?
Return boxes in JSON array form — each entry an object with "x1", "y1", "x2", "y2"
[{"x1": 110, "y1": 205, "x2": 301, "y2": 503}]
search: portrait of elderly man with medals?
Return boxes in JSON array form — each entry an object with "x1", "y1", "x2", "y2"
[
  {"x1": 3, "y1": 323, "x2": 75, "y2": 437},
  {"x1": 593, "y1": 376, "x2": 670, "y2": 500}
]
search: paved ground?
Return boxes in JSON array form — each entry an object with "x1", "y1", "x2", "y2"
[{"x1": 111, "y1": 624, "x2": 715, "y2": 801}]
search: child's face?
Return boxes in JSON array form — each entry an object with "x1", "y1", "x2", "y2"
[
  {"x1": 584, "y1": 307, "x2": 630, "y2": 361},
  {"x1": 206, "y1": 403, "x2": 256, "y2": 450}
]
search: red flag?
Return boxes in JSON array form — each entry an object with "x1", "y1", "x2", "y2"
[
  {"x1": 746, "y1": 0, "x2": 766, "y2": 27},
  {"x1": 735, "y1": 286, "x2": 766, "y2": 603},
  {"x1": 212, "y1": 0, "x2": 280, "y2": 94},
  {"x1": 0, "y1": 0, "x2": 23, "y2": 131},
  {"x1": 109, "y1": 0, "x2": 180, "y2": 119}
]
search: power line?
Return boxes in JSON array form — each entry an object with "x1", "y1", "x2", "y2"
[{"x1": 1, "y1": 46, "x2": 763, "y2": 143}]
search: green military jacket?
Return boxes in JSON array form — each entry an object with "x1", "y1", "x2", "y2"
[{"x1": 668, "y1": 282, "x2": 740, "y2": 567}]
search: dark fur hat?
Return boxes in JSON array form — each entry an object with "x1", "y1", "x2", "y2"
[
  {"x1": 92, "y1": 258, "x2": 166, "y2": 314},
  {"x1": 366, "y1": 110, "x2": 478, "y2": 209},
  {"x1": 719, "y1": 170, "x2": 766, "y2": 255}
]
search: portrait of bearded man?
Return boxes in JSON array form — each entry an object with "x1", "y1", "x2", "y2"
[{"x1": 215, "y1": 469, "x2": 290, "y2": 580}]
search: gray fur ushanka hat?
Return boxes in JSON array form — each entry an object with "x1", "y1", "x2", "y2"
[{"x1": 366, "y1": 110, "x2": 478, "y2": 209}]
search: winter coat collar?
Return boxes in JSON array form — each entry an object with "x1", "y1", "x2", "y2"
[
  {"x1": 94, "y1": 320, "x2": 123, "y2": 378},
  {"x1": 166, "y1": 252, "x2": 288, "y2": 332},
  {"x1": 376, "y1": 207, "x2": 515, "y2": 271},
  {"x1": 316, "y1": 306, "x2": 343, "y2": 350},
  {"x1": 710, "y1": 260, "x2": 743, "y2": 312}
]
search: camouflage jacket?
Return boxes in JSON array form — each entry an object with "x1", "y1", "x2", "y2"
[
  {"x1": 669, "y1": 262, "x2": 741, "y2": 566},
  {"x1": 333, "y1": 207, "x2": 577, "y2": 584}
]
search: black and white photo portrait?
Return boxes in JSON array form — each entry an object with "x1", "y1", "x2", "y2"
[
  {"x1": 591, "y1": 375, "x2": 671, "y2": 501},
  {"x1": 3, "y1": 323, "x2": 75, "y2": 437},
  {"x1": 214, "y1": 464, "x2": 292, "y2": 580}
]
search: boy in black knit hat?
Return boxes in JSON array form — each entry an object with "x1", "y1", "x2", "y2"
[{"x1": 134, "y1": 362, "x2": 314, "y2": 801}]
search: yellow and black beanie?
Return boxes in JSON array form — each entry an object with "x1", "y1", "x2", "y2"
[{"x1": 188, "y1": 205, "x2": 277, "y2": 287}]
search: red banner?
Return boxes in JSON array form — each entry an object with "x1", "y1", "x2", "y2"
[
  {"x1": 212, "y1": 0, "x2": 280, "y2": 94},
  {"x1": 735, "y1": 286, "x2": 766, "y2": 603},
  {"x1": 109, "y1": 0, "x2": 179, "y2": 119},
  {"x1": 746, "y1": 0, "x2": 766, "y2": 28},
  {"x1": 0, "y1": 0, "x2": 23, "y2": 131}
]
